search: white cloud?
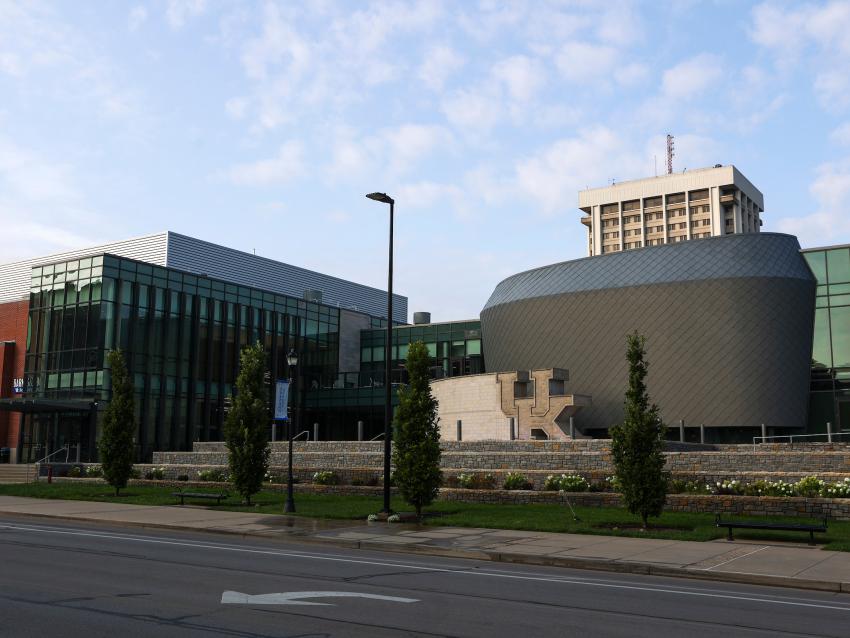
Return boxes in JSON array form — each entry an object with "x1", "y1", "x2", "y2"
[
  {"x1": 614, "y1": 63, "x2": 649, "y2": 87},
  {"x1": 225, "y1": 96, "x2": 248, "y2": 119},
  {"x1": 515, "y1": 127, "x2": 644, "y2": 215},
  {"x1": 166, "y1": 0, "x2": 207, "y2": 30},
  {"x1": 815, "y1": 70, "x2": 850, "y2": 112},
  {"x1": 441, "y1": 87, "x2": 501, "y2": 132},
  {"x1": 751, "y1": 3, "x2": 850, "y2": 109},
  {"x1": 128, "y1": 5, "x2": 148, "y2": 32},
  {"x1": 492, "y1": 55, "x2": 545, "y2": 102},
  {"x1": 831, "y1": 122, "x2": 850, "y2": 146},
  {"x1": 0, "y1": 137, "x2": 103, "y2": 260},
  {"x1": 227, "y1": 142, "x2": 305, "y2": 186},
  {"x1": 661, "y1": 54, "x2": 722, "y2": 100},
  {"x1": 778, "y1": 160, "x2": 850, "y2": 246},
  {"x1": 419, "y1": 44, "x2": 465, "y2": 91},
  {"x1": 555, "y1": 41, "x2": 618, "y2": 83},
  {"x1": 327, "y1": 124, "x2": 453, "y2": 180}
]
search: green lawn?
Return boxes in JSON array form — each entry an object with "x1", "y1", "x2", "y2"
[{"x1": 1, "y1": 482, "x2": 848, "y2": 551}]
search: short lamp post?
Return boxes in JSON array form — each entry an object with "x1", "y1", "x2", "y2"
[
  {"x1": 366, "y1": 191, "x2": 395, "y2": 515},
  {"x1": 284, "y1": 348, "x2": 298, "y2": 514}
]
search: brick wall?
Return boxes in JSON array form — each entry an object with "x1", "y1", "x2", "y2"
[{"x1": 0, "y1": 299, "x2": 28, "y2": 458}]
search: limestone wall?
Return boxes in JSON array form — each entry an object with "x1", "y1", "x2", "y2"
[{"x1": 430, "y1": 374, "x2": 509, "y2": 440}]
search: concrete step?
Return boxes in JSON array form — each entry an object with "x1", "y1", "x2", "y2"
[{"x1": 0, "y1": 465, "x2": 35, "y2": 484}]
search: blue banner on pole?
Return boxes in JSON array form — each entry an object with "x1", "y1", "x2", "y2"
[{"x1": 274, "y1": 380, "x2": 290, "y2": 421}]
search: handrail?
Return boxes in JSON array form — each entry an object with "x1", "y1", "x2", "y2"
[
  {"x1": 752, "y1": 431, "x2": 850, "y2": 451},
  {"x1": 369, "y1": 432, "x2": 385, "y2": 441},
  {"x1": 33, "y1": 445, "x2": 71, "y2": 482},
  {"x1": 291, "y1": 430, "x2": 310, "y2": 441}
]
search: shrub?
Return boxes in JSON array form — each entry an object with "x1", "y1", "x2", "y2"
[
  {"x1": 99, "y1": 349, "x2": 136, "y2": 496},
  {"x1": 177, "y1": 474, "x2": 189, "y2": 482},
  {"x1": 198, "y1": 468, "x2": 228, "y2": 482},
  {"x1": 85, "y1": 465, "x2": 103, "y2": 478},
  {"x1": 144, "y1": 466, "x2": 165, "y2": 480},
  {"x1": 822, "y1": 478, "x2": 850, "y2": 498},
  {"x1": 313, "y1": 470, "x2": 339, "y2": 485},
  {"x1": 67, "y1": 466, "x2": 82, "y2": 478},
  {"x1": 264, "y1": 471, "x2": 281, "y2": 484},
  {"x1": 544, "y1": 474, "x2": 589, "y2": 492},
  {"x1": 588, "y1": 481, "x2": 609, "y2": 493},
  {"x1": 712, "y1": 479, "x2": 744, "y2": 495},
  {"x1": 129, "y1": 467, "x2": 142, "y2": 479},
  {"x1": 503, "y1": 472, "x2": 532, "y2": 490},
  {"x1": 366, "y1": 475, "x2": 380, "y2": 487},
  {"x1": 224, "y1": 342, "x2": 271, "y2": 506},
  {"x1": 450, "y1": 473, "x2": 496, "y2": 490},
  {"x1": 610, "y1": 333, "x2": 668, "y2": 527},
  {"x1": 606, "y1": 475, "x2": 622, "y2": 492},
  {"x1": 795, "y1": 476, "x2": 825, "y2": 498},
  {"x1": 351, "y1": 478, "x2": 365, "y2": 486},
  {"x1": 392, "y1": 341, "x2": 442, "y2": 518}
]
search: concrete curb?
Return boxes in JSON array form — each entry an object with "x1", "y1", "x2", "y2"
[{"x1": 2, "y1": 508, "x2": 848, "y2": 594}]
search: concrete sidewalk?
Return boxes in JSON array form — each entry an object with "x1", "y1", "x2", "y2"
[{"x1": 1, "y1": 495, "x2": 848, "y2": 593}]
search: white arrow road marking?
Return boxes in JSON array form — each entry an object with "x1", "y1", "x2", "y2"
[{"x1": 221, "y1": 591, "x2": 419, "y2": 606}]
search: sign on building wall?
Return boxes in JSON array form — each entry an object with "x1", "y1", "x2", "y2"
[
  {"x1": 274, "y1": 380, "x2": 290, "y2": 421},
  {"x1": 12, "y1": 378, "x2": 24, "y2": 394}
]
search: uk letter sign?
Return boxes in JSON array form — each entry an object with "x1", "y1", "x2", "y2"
[{"x1": 274, "y1": 380, "x2": 289, "y2": 421}]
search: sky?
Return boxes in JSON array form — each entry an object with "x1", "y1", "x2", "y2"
[{"x1": 2, "y1": 1, "x2": 850, "y2": 322}]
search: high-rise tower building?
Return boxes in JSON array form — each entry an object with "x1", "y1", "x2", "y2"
[{"x1": 578, "y1": 165, "x2": 763, "y2": 256}]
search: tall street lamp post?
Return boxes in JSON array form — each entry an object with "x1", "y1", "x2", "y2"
[
  {"x1": 366, "y1": 191, "x2": 394, "y2": 515},
  {"x1": 284, "y1": 348, "x2": 298, "y2": 514}
]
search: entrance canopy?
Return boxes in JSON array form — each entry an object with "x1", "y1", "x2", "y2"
[{"x1": 0, "y1": 398, "x2": 97, "y2": 414}]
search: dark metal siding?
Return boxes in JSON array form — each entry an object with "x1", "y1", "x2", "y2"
[{"x1": 481, "y1": 234, "x2": 816, "y2": 431}]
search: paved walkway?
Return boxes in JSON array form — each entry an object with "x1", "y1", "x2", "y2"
[{"x1": 1, "y1": 495, "x2": 848, "y2": 593}]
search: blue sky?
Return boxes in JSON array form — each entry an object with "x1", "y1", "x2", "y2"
[{"x1": 2, "y1": 1, "x2": 850, "y2": 321}]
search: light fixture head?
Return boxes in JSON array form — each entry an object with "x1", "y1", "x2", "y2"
[
  {"x1": 366, "y1": 192, "x2": 394, "y2": 205},
  {"x1": 286, "y1": 349, "x2": 298, "y2": 367}
]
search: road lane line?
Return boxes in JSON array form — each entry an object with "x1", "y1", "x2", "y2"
[{"x1": 2, "y1": 521, "x2": 850, "y2": 613}]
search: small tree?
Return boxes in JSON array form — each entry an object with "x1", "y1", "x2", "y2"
[
  {"x1": 224, "y1": 341, "x2": 270, "y2": 505},
  {"x1": 99, "y1": 349, "x2": 136, "y2": 496},
  {"x1": 392, "y1": 340, "x2": 442, "y2": 518},
  {"x1": 610, "y1": 332, "x2": 668, "y2": 528}
]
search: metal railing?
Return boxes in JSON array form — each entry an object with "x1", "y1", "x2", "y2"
[
  {"x1": 369, "y1": 432, "x2": 385, "y2": 441},
  {"x1": 33, "y1": 445, "x2": 73, "y2": 482},
  {"x1": 291, "y1": 430, "x2": 310, "y2": 441},
  {"x1": 752, "y1": 431, "x2": 850, "y2": 450}
]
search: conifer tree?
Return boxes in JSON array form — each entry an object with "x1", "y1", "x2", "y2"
[
  {"x1": 99, "y1": 349, "x2": 136, "y2": 496},
  {"x1": 610, "y1": 332, "x2": 668, "y2": 527},
  {"x1": 224, "y1": 341, "x2": 270, "y2": 505},
  {"x1": 392, "y1": 340, "x2": 442, "y2": 518}
]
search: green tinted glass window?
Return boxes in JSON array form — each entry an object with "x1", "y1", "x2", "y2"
[
  {"x1": 466, "y1": 339, "x2": 481, "y2": 355},
  {"x1": 827, "y1": 249, "x2": 850, "y2": 283},
  {"x1": 805, "y1": 252, "x2": 826, "y2": 283},
  {"x1": 831, "y1": 294, "x2": 850, "y2": 307},
  {"x1": 372, "y1": 346, "x2": 384, "y2": 362},
  {"x1": 813, "y1": 308, "x2": 832, "y2": 367},
  {"x1": 361, "y1": 347, "x2": 372, "y2": 363},
  {"x1": 398, "y1": 344, "x2": 409, "y2": 360},
  {"x1": 831, "y1": 306, "x2": 850, "y2": 367},
  {"x1": 426, "y1": 342, "x2": 437, "y2": 357}
]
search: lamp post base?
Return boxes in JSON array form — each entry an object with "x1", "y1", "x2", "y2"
[{"x1": 284, "y1": 497, "x2": 296, "y2": 513}]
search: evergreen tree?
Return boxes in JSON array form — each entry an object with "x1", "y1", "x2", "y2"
[
  {"x1": 224, "y1": 341, "x2": 270, "y2": 505},
  {"x1": 392, "y1": 340, "x2": 442, "y2": 518},
  {"x1": 99, "y1": 349, "x2": 136, "y2": 496},
  {"x1": 610, "y1": 332, "x2": 668, "y2": 527}
]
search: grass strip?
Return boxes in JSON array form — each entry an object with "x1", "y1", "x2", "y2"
[{"x1": 1, "y1": 482, "x2": 847, "y2": 550}]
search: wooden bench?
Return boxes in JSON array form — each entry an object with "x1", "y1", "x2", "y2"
[
  {"x1": 172, "y1": 491, "x2": 229, "y2": 506},
  {"x1": 715, "y1": 514, "x2": 828, "y2": 545}
]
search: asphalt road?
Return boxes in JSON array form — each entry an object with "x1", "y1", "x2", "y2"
[{"x1": 1, "y1": 515, "x2": 849, "y2": 638}]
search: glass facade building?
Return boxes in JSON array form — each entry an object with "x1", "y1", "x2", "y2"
[
  {"x1": 19, "y1": 253, "x2": 354, "y2": 462},
  {"x1": 803, "y1": 246, "x2": 850, "y2": 434}
]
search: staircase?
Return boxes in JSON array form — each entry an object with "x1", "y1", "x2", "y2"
[{"x1": 0, "y1": 464, "x2": 35, "y2": 484}]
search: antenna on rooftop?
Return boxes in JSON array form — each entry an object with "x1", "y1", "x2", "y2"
[{"x1": 666, "y1": 134, "x2": 675, "y2": 175}]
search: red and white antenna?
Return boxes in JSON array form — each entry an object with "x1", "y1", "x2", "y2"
[{"x1": 666, "y1": 134, "x2": 675, "y2": 174}]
